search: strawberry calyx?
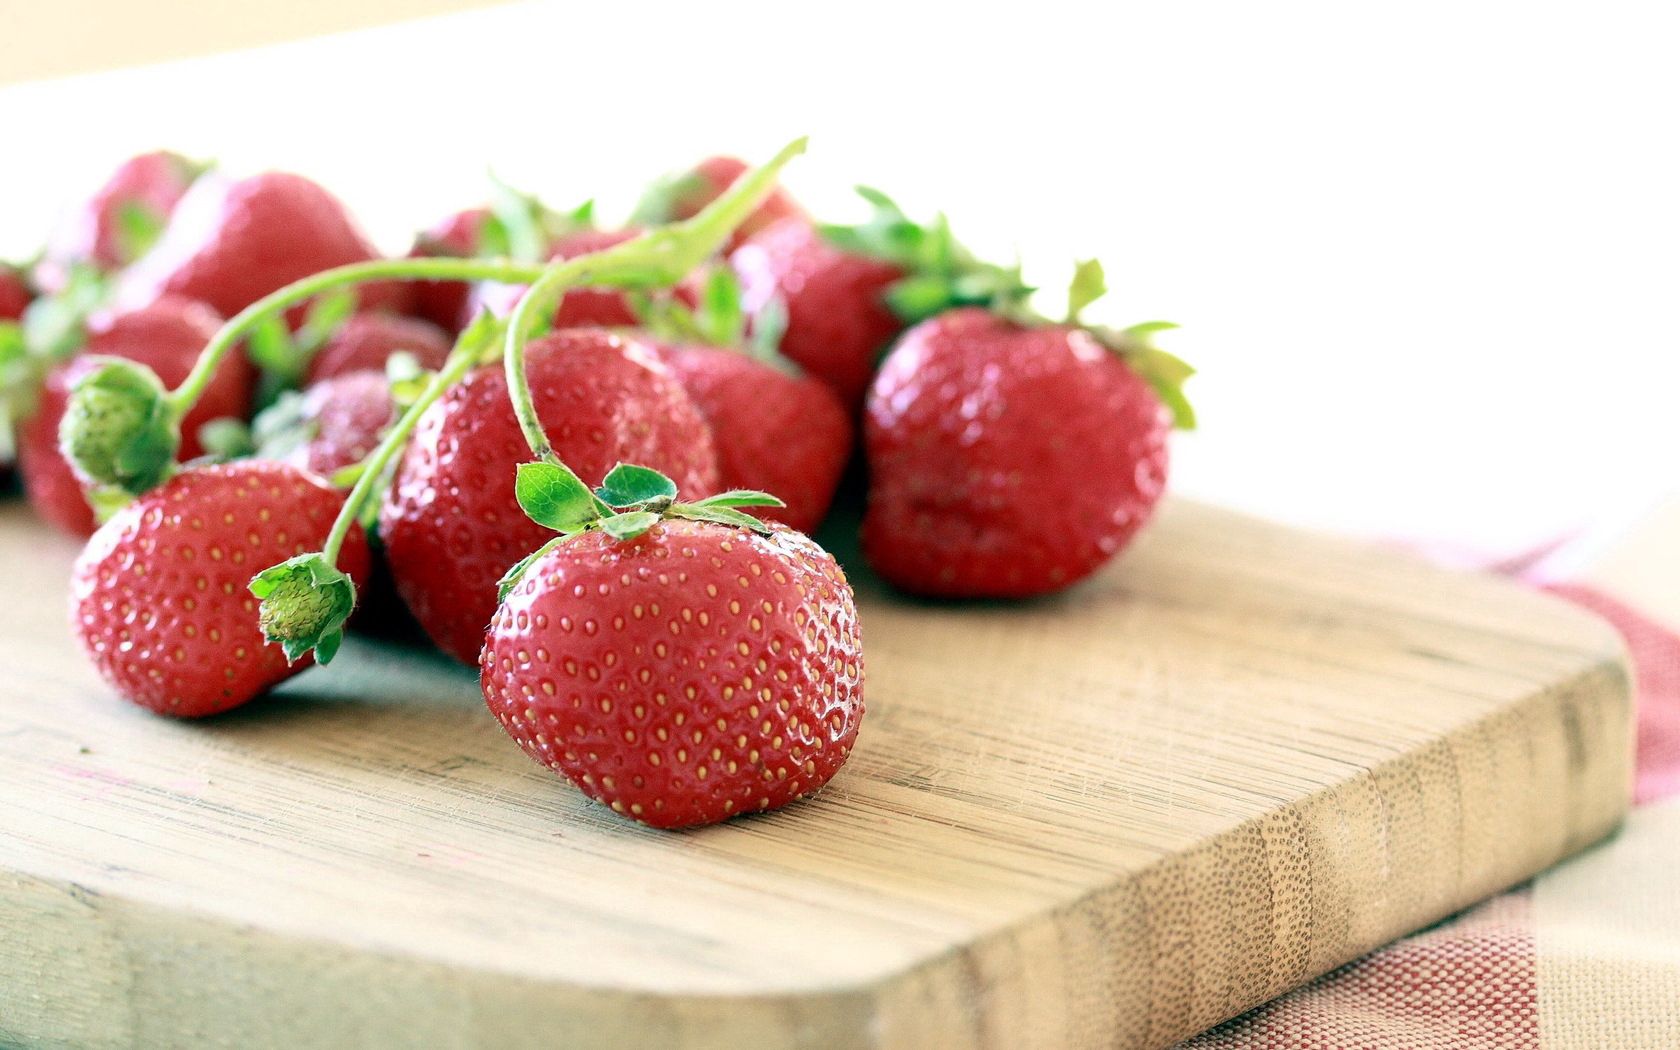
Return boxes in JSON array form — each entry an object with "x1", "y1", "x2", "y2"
[
  {"x1": 818, "y1": 186, "x2": 1035, "y2": 324},
  {"x1": 632, "y1": 266, "x2": 792, "y2": 372},
  {"x1": 58, "y1": 356, "x2": 179, "y2": 504},
  {"x1": 499, "y1": 461, "x2": 785, "y2": 600},
  {"x1": 249, "y1": 553, "x2": 356, "y2": 664},
  {"x1": 480, "y1": 177, "x2": 596, "y2": 264},
  {"x1": 822, "y1": 194, "x2": 1196, "y2": 429},
  {"x1": 244, "y1": 287, "x2": 358, "y2": 406}
]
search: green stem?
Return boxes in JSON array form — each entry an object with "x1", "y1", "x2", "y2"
[
  {"x1": 319, "y1": 338, "x2": 481, "y2": 566},
  {"x1": 167, "y1": 256, "x2": 546, "y2": 421},
  {"x1": 500, "y1": 136, "x2": 809, "y2": 464}
]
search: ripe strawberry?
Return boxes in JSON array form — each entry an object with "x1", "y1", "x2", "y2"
[
  {"x1": 731, "y1": 217, "x2": 906, "y2": 407},
  {"x1": 654, "y1": 344, "x2": 851, "y2": 534},
  {"x1": 863, "y1": 306, "x2": 1176, "y2": 598},
  {"x1": 18, "y1": 297, "x2": 252, "y2": 536},
  {"x1": 408, "y1": 207, "x2": 490, "y2": 332},
  {"x1": 40, "y1": 151, "x2": 203, "y2": 285},
  {"x1": 1, "y1": 263, "x2": 32, "y2": 321},
  {"x1": 263, "y1": 369, "x2": 395, "y2": 477},
  {"x1": 480, "y1": 467, "x2": 864, "y2": 828},
  {"x1": 634, "y1": 155, "x2": 806, "y2": 254},
  {"x1": 304, "y1": 312, "x2": 450, "y2": 385},
  {"x1": 70, "y1": 460, "x2": 371, "y2": 717},
  {"x1": 380, "y1": 328, "x2": 719, "y2": 663},
  {"x1": 113, "y1": 170, "x2": 408, "y2": 321}
]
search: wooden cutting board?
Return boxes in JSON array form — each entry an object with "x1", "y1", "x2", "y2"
[{"x1": 0, "y1": 499, "x2": 1631, "y2": 1050}]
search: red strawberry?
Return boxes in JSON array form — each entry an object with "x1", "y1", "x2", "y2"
[
  {"x1": 304, "y1": 312, "x2": 450, "y2": 385},
  {"x1": 1, "y1": 263, "x2": 33, "y2": 320},
  {"x1": 40, "y1": 151, "x2": 202, "y2": 284},
  {"x1": 113, "y1": 171, "x2": 408, "y2": 321},
  {"x1": 731, "y1": 217, "x2": 906, "y2": 407},
  {"x1": 70, "y1": 460, "x2": 371, "y2": 717},
  {"x1": 267, "y1": 369, "x2": 395, "y2": 477},
  {"x1": 481, "y1": 517, "x2": 863, "y2": 828},
  {"x1": 380, "y1": 328, "x2": 719, "y2": 663},
  {"x1": 463, "y1": 228, "x2": 654, "y2": 331},
  {"x1": 863, "y1": 307, "x2": 1171, "y2": 597},
  {"x1": 18, "y1": 297, "x2": 252, "y2": 536},
  {"x1": 637, "y1": 155, "x2": 806, "y2": 254},
  {"x1": 407, "y1": 207, "x2": 490, "y2": 332},
  {"x1": 655, "y1": 343, "x2": 852, "y2": 533}
]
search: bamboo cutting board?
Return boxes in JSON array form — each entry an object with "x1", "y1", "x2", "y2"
[{"x1": 0, "y1": 499, "x2": 1632, "y2": 1050}]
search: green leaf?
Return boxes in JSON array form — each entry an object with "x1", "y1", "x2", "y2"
[
  {"x1": 497, "y1": 535, "x2": 566, "y2": 602},
  {"x1": 1099, "y1": 322, "x2": 1196, "y2": 430},
  {"x1": 748, "y1": 294, "x2": 788, "y2": 360},
  {"x1": 884, "y1": 275, "x2": 958, "y2": 323},
  {"x1": 112, "y1": 200, "x2": 167, "y2": 265},
  {"x1": 696, "y1": 267, "x2": 746, "y2": 347},
  {"x1": 295, "y1": 287, "x2": 357, "y2": 356},
  {"x1": 194, "y1": 417, "x2": 254, "y2": 461},
  {"x1": 515, "y1": 460, "x2": 600, "y2": 532},
  {"x1": 1066, "y1": 259, "x2": 1107, "y2": 323},
  {"x1": 595, "y1": 462, "x2": 678, "y2": 507},
  {"x1": 667, "y1": 502, "x2": 775, "y2": 535},
  {"x1": 244, "y1": 313, "x2": 297, "y2": 375},
  {"x1": 599, "y1": 510, "x2": 660, "y2": 541},
  {"x1": 454, "y1": 307, "x2": 511, "y2": 366},
  {"x1": 628, "y1": 170, "x2": 708, "y2": 226},
  {"x1": 695, "y1": 489, "x2": 785, "y2": 509},
  {"x1": 486, "y1": 172, "x2": 549, "y2": 264},
  {"x1": 476, "y1": 213, "x2": 513, "y2": 260}
]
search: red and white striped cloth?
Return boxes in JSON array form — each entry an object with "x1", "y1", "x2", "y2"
[{"x1": 1182, "y1": 577, "x2": 1680, "y2": 1049}]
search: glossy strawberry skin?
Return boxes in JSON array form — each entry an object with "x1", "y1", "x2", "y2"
[
  {"x1": 732, "y1": 217, "x2": 906, "y2": 408},
  {"x1": 665, "y1": 156, "x2": 806, "y2": 253},
  {"x1": 408, "y1": 207, "x2": 490, "y2": 333},
  {"x1": 380, "y1": 329, "x2": 719, "y2": 664},
  {"x1": 42, "y1": 151, "x2": 200, "y2": 280},
  {"x1": 18, "y1": 297, "x2": 252, "y2": 536},
  {"x1": 280, "y1": 370, "x2": 395, "y2": 477},
  {"x1": 655, "y1": 343, "x2": 853, "y2": 534},
  {"x1": 304, "y1": 313, "x2": 450, "y2": 385},
  {"x1": 863, "y1": 308, "x2": 1170, "y2": 598},
  {"x1": 481, "y1": 519, "x2": 864, "y2": 829},
  {"x1": 462, "y1": 228, "x2": 653, "y2": 332},
  {"x1": 0, "y1": 264, "x2": 29, "y2": 321},
  {"x1": 70, "y1": 461, "x2": 371, "y2": 718},
  {"x1": 113, "y1": 171, "x2": 408, "y2": 321}
]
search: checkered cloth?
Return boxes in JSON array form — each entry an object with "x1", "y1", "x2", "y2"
[{"x1": 1182, "y1": 580, "x2": 1680, "y2": 1049}]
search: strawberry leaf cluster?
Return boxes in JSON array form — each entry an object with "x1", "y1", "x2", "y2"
[{"x1": 500, "y1": 461, "x2": 784, "y2": 600}]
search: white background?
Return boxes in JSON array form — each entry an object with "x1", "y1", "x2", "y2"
[{"x1": 2, "y1": 0, "x2": 1674, "y2": 551}]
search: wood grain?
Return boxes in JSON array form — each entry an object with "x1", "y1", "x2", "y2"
[{"x1": 0, "y1": 499, "x2": 1632, "y2": 1049}]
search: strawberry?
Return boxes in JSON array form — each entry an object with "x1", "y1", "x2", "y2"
[
  {"x1": 730, "y1": 217, "x2": 906, "y2": 407},
  {"x1": 260, "y1": 369, "x2": 396, "y2": 478},
  {"x1": 380, "y1": 328, "x2": 719, "y2": 663},
  {"x1": 70, "y1": 460, "x2": 371, "y2": 717},
  {"x1": 0, "y1": 263, "x2": 31, "y2": 321},
  {"x1": 480, "y1": 463, "x2": 863, "y2": 828},
  {"x1": 408, "y1": 207, "x2": 490, "y2": 332},
  {"x1": 39, "y1": 151, "x2": 203, "y2": 287},
  {"x1": 638, "y1": 268, "x2": 853, "y2": 534},
  {"x1": 17, "y1": 297, "x2": 252, "y2": 536},
  {"x1": 656, "y1": 344, "x2": 851, "y2": 534},
  {"x1": 113, "y1": 170, "x2": 408, "y2": 321},
  {"x1": 633, "y1": 155, "x2": 805, "y2": 254},
  {"x1": 863, "y1": 286, "x2": 1190, "y2": 597},
  {"x1": 304, "y1": 312, "x2": 450, "y2": 385}
]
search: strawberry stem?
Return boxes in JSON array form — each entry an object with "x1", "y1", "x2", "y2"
[
  {"x1": 503, "y1": 137, "x2": 809, "y2": 463},
  {"x1": 167, "y1": 256, "x2": 548, "y2": 424}
]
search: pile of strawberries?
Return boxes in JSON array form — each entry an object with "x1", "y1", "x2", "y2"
[{"x1": 0, "y1": 142, "x2": 1190, "y2": 829}]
